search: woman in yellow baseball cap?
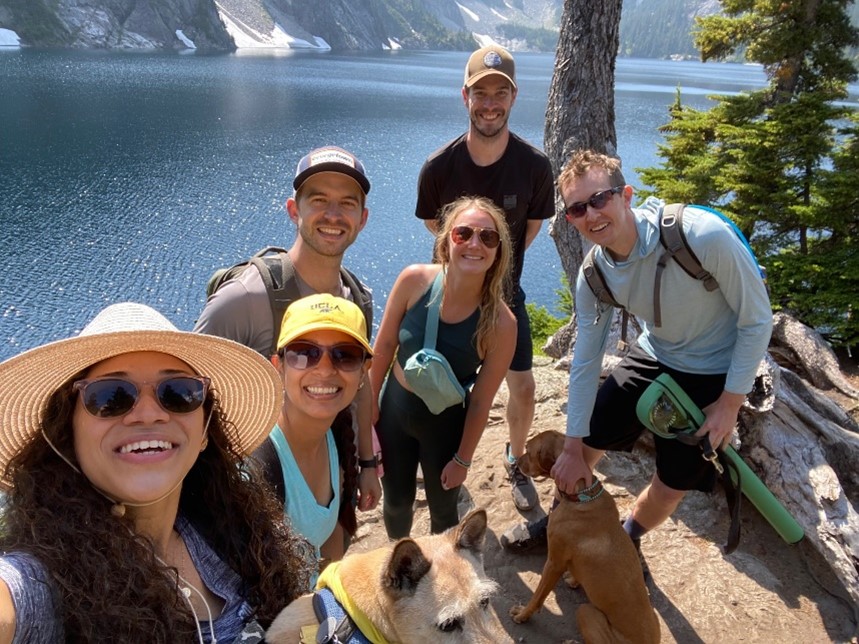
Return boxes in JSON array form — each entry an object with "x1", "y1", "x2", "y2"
[{"x1": 254, "y1": 293, "x2": 373, "y2": 579}]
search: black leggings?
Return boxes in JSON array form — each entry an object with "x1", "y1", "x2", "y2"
[{"x1": 376, "y1": 375, "x2": 467, "y2": 538}]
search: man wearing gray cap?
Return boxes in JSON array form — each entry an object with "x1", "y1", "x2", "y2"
[
  {"x1": 195, "y1": 145, "x2": 382, "y2": 533},
  {"x1": 415, "y1": 45, "x2": 555, "y2": 516}
]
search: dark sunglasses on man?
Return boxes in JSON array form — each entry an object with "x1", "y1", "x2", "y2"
[{"x1": 564, "y1": 186, "x2": 624, "y2": 221}]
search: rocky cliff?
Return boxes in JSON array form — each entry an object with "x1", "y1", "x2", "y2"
[
  {"x1": 0, "y1": 0, "x2": 560, "y2": 51},
  {"x1": 0, "y1": 0, "x2": 233, "y2": 50}
]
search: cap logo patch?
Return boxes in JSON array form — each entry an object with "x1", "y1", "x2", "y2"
[
  {"x1": 309, "y1": 149, "x2": 356, "y2": 169},
  {"x1": 310, "y1": 302, "x2": 342, "y2": 314},
  {"x1": 483, "y1": 51, "x2": 503, "y2": 69}
]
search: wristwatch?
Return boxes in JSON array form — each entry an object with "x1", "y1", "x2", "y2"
[{"x1": 358, "y1": 456, "x2": 378, "y2": 470}]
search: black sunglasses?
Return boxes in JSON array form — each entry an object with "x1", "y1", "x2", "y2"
[
  {"x1": 281, "y1": 341, "x2": 367, "y2": 372},
  {"x1": 73, "y1": 376, "x2": 210, "y2": 418},
  {"x1": 450, "y1": 225, "x2": 501, "y2": 249},
  {"x1": 564, "y1": 186, "x2": 624, "y2": 221}
]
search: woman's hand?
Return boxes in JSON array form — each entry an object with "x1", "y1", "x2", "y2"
[{"x1": 440, "y1": 459, "x2": 468, "y2": 491}]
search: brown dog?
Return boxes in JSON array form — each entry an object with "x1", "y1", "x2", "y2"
[
  {"x1": 267, "y1": 509, "x2": 509, "y2": 643},
  {"x1": 509, "y1": 430, "x2": 660, "y2": 644}
]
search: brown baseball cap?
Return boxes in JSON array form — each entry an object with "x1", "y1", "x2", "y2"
[{"x1": 464, "y1": 45, "x2": 516, "y2": 90}]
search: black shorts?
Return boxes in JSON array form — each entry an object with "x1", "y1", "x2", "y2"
[
  {"x1": 508, "y1": 287, "x2": 533, "y2": 372},
  {"x1": 582, "y1": 344, "x2": 727, "y2": 492}
]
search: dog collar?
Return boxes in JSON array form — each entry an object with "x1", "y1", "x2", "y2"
[{"x1": 558, "y1": 478, "x2": 605, "y2": 504}]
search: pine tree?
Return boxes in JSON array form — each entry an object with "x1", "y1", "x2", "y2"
[{"x1": 638, "y1": 0, "x2": 859, "y2": 346}]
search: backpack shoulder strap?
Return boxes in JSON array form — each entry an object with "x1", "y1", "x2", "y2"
[
  {"x1": 659, "y1": 204, "x2": 719, "y2": 292},
  {"x1": 248, "y1": 250, "x2": 301, "y2": 356},
  {"x1": 252, "y1": 436, "x2": 285, "y2": 503},
  {"x1": 582, "y1": 246, "x2": 622, "y2": 308},
  {"x1": 654, "y1": 204, "x2": 719, "y2": 328},
  {"x1": 422, "y1": 271, "x2": 445, "y2": 350},
  {"x1": 582, "y1": 247, "x2": 630, "y2": 348},
  {"x1": 340, "y1": 266, "x2": 373, "y2": 334}
]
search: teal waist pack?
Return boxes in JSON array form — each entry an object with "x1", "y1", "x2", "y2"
[
  {"x1": 403, "y1": 348, "x2": 466, "y2": 415},
  {"x1": 402, "y1": 271, "x2": 468, "y2": 415}
]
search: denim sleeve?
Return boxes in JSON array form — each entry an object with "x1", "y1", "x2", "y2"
[{"x1": 0, "y1": 553, "x2": 63, "y2": 643}]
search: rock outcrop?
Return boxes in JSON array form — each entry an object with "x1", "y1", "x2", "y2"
[{"x1": 0, "y1": 0, "x2": 560, "y2": 51}]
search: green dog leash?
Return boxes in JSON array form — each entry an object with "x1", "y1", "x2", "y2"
[{"x1": 636, "y1": 373, "x2": 804, "y2": 549}]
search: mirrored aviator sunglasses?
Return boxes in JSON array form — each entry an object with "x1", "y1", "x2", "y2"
[
  {"x1": 450, "y1": 225, "x2": 501, "y2": 249},
  {"x1": 282, "y1": 341, "x2": 367, "y2": 372},
  {"x1": 564, "y1": 186, "x2": 624, "y2": 221},
  {"x1": 73, "y1": 376, "x2": 211, "y2": 418}
]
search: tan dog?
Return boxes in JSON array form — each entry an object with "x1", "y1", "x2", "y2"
[
  {"x1": 509, "y1": 430, "x2": 660, "y2": 644},
  {"x1": 267, "y1": 509, "x2": 508, "y2": 643}
]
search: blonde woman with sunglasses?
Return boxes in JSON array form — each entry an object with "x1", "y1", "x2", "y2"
[
  {"x1": 370, "y1": 196, "x2": 516, "y2": 538},
  {"x1": 258, "y1": 294, "x2": 373, "y2": 577},
  {"x1": 0, "y1": 302, "x2": 310, "y2": 643}
]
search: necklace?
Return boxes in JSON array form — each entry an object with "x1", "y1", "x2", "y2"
[
  {"x1": 156, "y1": 531, "x2": 217, "y2": 644},
  {"x1": 176, "y1": 572, "x2": 217, "y2": 644}
]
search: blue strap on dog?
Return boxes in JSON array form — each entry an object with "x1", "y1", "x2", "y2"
[{"x1": 311, "y1": 589, "x2": 371, "y2": 644}]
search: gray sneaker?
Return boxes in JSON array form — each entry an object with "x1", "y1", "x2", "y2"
[
  {"x1": 500, "y1": 515, "x2": 548, "y2": 554},
  {"x1": 504, "y1": 443, "x2": 538, "y2": 511}
]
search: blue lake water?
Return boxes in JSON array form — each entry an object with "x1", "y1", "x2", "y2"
[{"x1": 1, "y1": 49, "x2": 854, "y2": 360}]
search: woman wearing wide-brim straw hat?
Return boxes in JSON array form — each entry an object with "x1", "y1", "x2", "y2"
[{"x1": 0, "y1": 302, "x2": 311, "y2": 643}]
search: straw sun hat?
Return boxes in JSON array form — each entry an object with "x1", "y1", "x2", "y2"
[{"x1": 0, "y1": 302, "x2": 281, "y2": 489}]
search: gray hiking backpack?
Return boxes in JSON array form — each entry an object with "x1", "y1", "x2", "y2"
[{"x1": 205, "y1": 246, "x2": 373, "y2": 357}]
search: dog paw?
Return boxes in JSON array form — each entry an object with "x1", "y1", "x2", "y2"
[{"x1": 509, "y1": 604, "x2": 531, "y2": 624}]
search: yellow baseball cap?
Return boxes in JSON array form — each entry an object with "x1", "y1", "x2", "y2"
[{"x1": 276, "y1": 294, "x2": 373, "y2": 355}]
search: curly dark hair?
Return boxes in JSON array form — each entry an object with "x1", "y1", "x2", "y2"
[{"x1": 0, "y1": 376, "x2": 312, "y2": 642}]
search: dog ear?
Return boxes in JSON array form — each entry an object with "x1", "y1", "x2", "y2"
[
  {"x1": 537, "y1": 438, "x2": 556, "y2": 476},
  {"x1": 453, "y1": 508, "x2": 487, "y2": 555},
  {"x1": 383, "y1": 539, "x2": 431, "y2": 596}
]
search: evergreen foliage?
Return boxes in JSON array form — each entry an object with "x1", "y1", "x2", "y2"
[
  {"x1": 620, "y1": 0, "x2": 706, "y2": 59},
  {"x1": 638, "y1": 0, "x2": 859, "y2": 346},
  {"x1": 3, "y1": 0, "x2": 70, "y2": 45},
  {"x1": 526, "y1": 302, "x2": 566, "y2": 355}
]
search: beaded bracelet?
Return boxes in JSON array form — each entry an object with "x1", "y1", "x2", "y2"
[{"x1": 452, "y1": 452, "x2": 471, "y2": 469}]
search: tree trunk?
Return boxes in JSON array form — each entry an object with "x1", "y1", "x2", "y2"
[
  {"x1": 544, "y1": 0, "x2": 623, "y2": 306},
  {"x1": 543, "y1": 0, "x2": 625, "y2": 355}
]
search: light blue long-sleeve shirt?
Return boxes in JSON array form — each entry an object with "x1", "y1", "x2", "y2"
[{"x1": 566, "y1": 198, "x2": 773, "y2": 438}]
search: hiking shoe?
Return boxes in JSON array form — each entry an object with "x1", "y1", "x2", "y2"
[
  {"x1": 500, "y1": 515, "x2": 548, "y2": 555},
  {"x1": 504, "y1": 443, "x2": 538, "y2": 511},
  {"x1": 631, "y1": 536, "x2": 652, "y2": 583}
]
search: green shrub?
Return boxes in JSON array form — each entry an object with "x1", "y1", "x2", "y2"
[{"x1": 527, "y1": 302, "x2": 566, "y2": 356}]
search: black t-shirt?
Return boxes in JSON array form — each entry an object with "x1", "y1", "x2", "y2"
[{"x1": 415, "y1": 132, "x2": 555, "y2": 289}]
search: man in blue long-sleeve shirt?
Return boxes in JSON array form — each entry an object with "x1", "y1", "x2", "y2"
[{"x1": 502, "y1": 149, "x2": 772, "y2": 555}]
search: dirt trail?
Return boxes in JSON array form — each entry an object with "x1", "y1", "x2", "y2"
[{"x1": 351, "y1": 357, "x2": 858, "y2": 643}]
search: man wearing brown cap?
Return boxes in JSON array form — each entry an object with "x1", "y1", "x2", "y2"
[
  {"x1": 415, "y1": 45, "x2": 555, "y2": 515},
  {"x1": 195, "y1": 145, "x2": 382, "y2": 526}
]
